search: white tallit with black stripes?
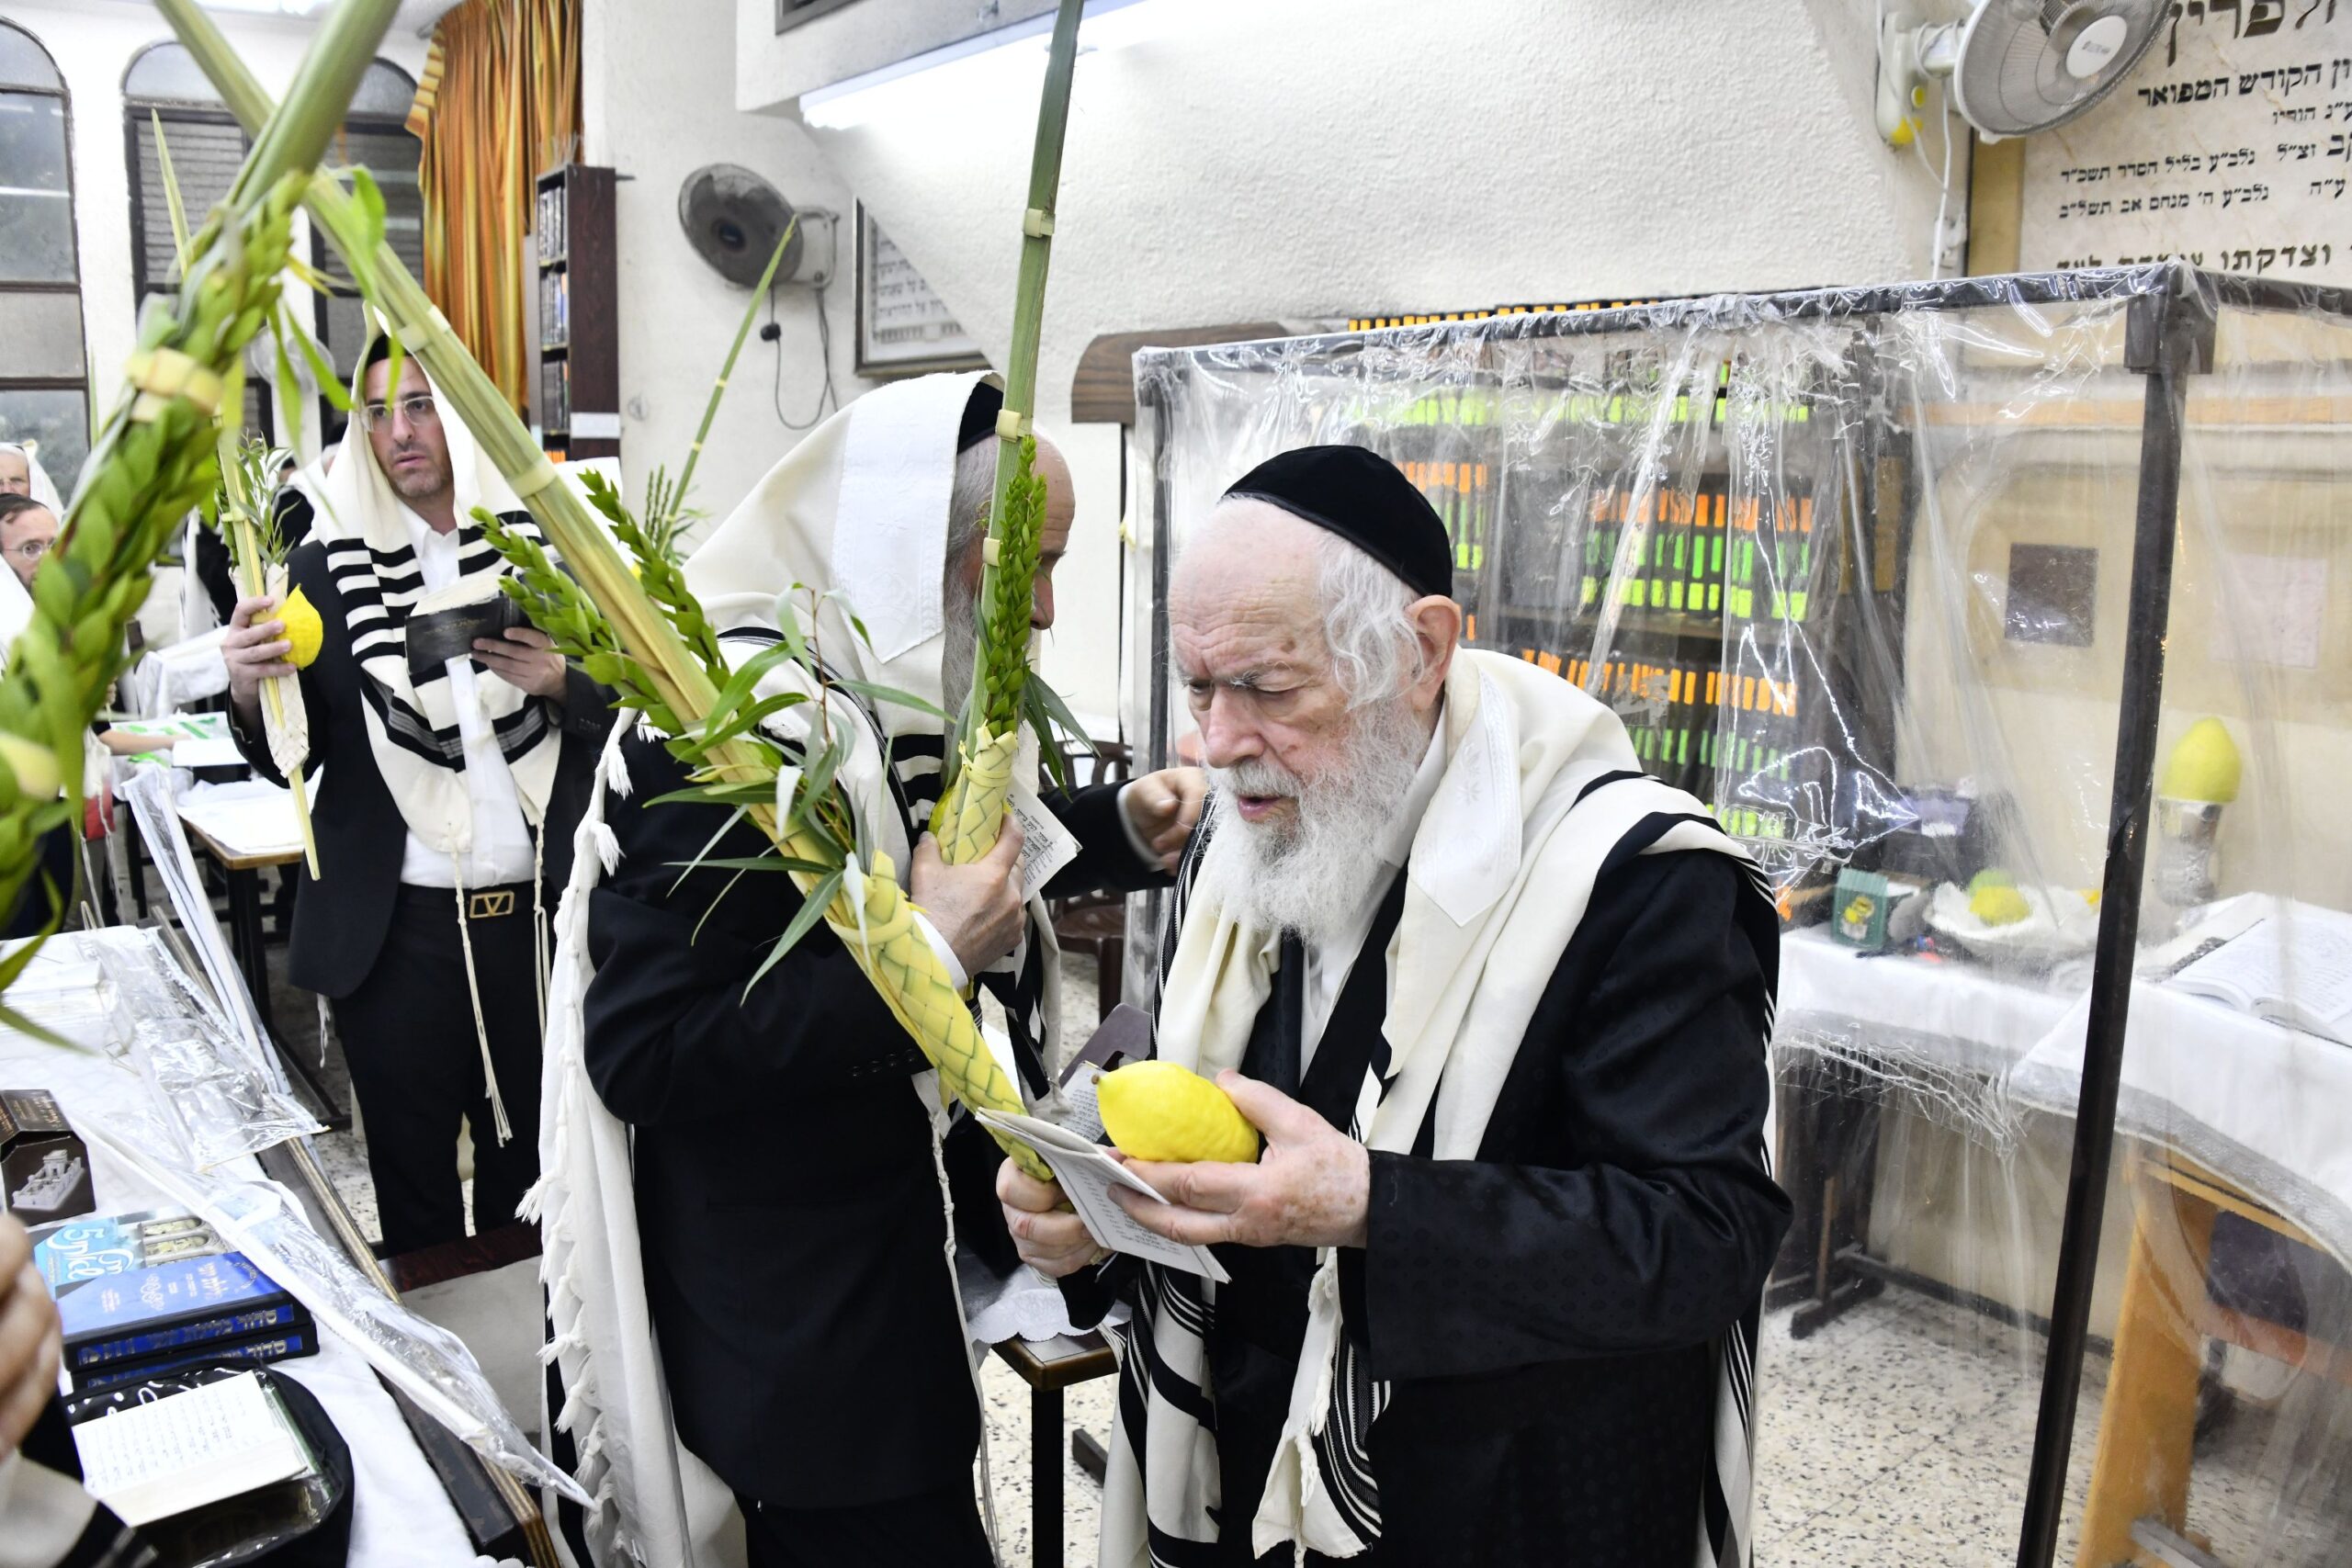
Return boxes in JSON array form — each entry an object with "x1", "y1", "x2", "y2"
[
  {"x1": 310, "y1": 386, "x2": 561, "y2": 863},
  {"x1": 1103, "y1": 647, "x2": 1772, "y2": 1568},
  {"x1": 528, "y1": 371, "x2": 1060, "y2": 1568}
]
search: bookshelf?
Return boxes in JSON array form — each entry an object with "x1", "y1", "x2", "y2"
[
  {"x1": 1132, "y1": 311, "x2": 1920, "y2": 898},
  {"x1": 534, "y1": 164, "x2": 618, "y2": 462}
]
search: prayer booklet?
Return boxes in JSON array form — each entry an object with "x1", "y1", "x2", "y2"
[
  {"x1": 2168, "y1": 908, "x2": 2352, "y2": 1046},
  {"x1": 975, "y1": 1108, "x2": 1230, "y2": 1283},
  {"x1": 405, "y1": 574, "x2": 526, "y2": 676},
  {"x1": 1010, "y1": 782, "x2": 1081, "y2": 900},
  {"x1": 72, "y1": 1371, "x2": 315, "y2": 1529}
]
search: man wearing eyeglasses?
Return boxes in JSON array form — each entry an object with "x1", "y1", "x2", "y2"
[{"x1": 220, "y1": 339, "x2": 614, "y2": 1255}]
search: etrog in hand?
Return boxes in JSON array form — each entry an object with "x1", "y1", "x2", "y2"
[
  {"x1": 1097, "y1": 1061, "x2": 1261, "y2": 1164},
  {"x1": 279, "y1": 586, "x2": 324, "y2": 669}
]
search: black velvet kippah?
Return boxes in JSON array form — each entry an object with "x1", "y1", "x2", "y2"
[
  {"x1": 957, "y1": 381, "x2": 1004, "y2": 453},
  {"x1": 1222, "y1": 444, "x2": 1452, "y2": 599}
]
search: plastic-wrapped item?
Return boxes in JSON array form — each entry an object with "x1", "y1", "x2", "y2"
[
  {"x1": 1128, "y1": 265, "x2": 2352, "y2": 1564},
  {"x1": 93, "y1": 929, "x2": 321, "y2": 1170},
  {"x1": 83, "y1": 1115, "x2": 589, "y2": 1510}
]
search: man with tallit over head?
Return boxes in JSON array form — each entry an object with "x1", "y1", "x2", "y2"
[
  {"x1": 220, "y1": 337, "x2": 615, "y2": 1255},
  {"x1": 1001, "y1": 446, "x2": 1793, "y2": 1568},
  {"x1": 540, "y1": 372, "x2": 1202, "y2": 1568}
]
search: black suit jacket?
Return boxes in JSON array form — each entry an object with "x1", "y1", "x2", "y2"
[
  {"x1": 582, "y1": 725, "x2": 1163, "y2": 1508},
  {"x1": 1073, "y1": 842, "x2": 1791, "y2": 1566},
  {"x1": 231, "y1": 524, "x2": 614, "y2": 998}
]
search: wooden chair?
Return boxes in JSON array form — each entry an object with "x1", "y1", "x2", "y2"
[
  {"x1": 1048, "y1": 738, "x2": 1133, "y2": 1020},
  {"x1": 2076, "y1": 1149, "x2": 2349, "y2": 1567}
]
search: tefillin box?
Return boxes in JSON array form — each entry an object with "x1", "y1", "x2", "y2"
[{"x1": 1, "y1": 1089, "x2": 95, "y2": 1225}]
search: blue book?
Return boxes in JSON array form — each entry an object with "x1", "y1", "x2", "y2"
[
  {"x1": 69, "y1": 1324, "x2": 320, "y2": 1394},
  {"x1": 56, "y1": 1252, "x2": 300, "y2": 1371}
]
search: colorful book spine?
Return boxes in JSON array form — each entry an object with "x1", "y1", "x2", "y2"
[
  {"x1": 69, "y1": 1325, "x2": 319, "y2": 1394},
  {"x1": 69, "y1": 1303, "x2": 310, "y2": 1371}
]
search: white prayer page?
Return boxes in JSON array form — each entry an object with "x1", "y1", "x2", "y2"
[
  {"x1": 976, "y1": 1109, "x2": 1230, "y2": 1282},
  {"x1": 71, "y1": 1371, "x2": 313, "y2": 1529},
  {"x1": 1010, "y1": 782, "x2": 1081, "y2": 901}
]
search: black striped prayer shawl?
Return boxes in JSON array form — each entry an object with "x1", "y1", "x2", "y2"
[
  {"x1": 1100, "y1": 650, "x2": 1773, "y2": 1568},
  {"x1": 322, "y1": 511, "x2": 561, "y2": 1142}
]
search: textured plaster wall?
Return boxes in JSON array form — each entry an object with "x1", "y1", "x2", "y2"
[
  {"x1": 736, "y1": 0, "x2": 1964, "y2": 723},
  {"x1": 582, "y1": 0, "x2": 872, "y2": 537}
]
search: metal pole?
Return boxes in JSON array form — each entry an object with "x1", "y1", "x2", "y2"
[{"x1": 2012, "y1": 272, "x2": 2212, "y2": 1568}]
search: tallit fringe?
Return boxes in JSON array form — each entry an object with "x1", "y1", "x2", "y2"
[
  {"x1": 921, "y1": 1082, "x2": 1001, "y2": 1561},
  {"x1": 450, "y1": 868, "x2": 515, "y2": 1145}
]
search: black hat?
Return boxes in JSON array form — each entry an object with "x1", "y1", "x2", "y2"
[
  {"x1": 957, "y1": 381, "x2": 1004, "y2": 453},
  {"x1": 1221, "y1": 445, "x2": 1452, "y2": 599}
]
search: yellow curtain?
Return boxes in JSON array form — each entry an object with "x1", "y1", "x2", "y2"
[{"x1": 407, "y1": 0, "x2": 580, "y2": 412}]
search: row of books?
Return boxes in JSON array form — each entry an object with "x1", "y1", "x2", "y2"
[
  {"x1": 537, "y1": 267, "x2": 570, "y2": 349},
  {"x1": 540, "y1": 357, "x2": 570, "y2": 434},
  {"x1": 535, "y1": 180, "x2": 568, "y2": 264},
  {"x1": 1347, "y1": 299, "x2": 1666, "y2": 331},
  {"x1": 1399, "y1": 458, "x2": 1493, "y2": 577},
  {"x1": 31, "y1": 1210, "x2": 316, "y2": 1395},
  {"x1": 1513, "y1": 648, "x2": 1805, "y2": 842},
  {"x1": 1570, "y1": 482, "x2": 1821, "y2": 623}
]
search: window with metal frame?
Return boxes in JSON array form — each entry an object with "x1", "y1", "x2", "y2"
[
  {"x1": 310, "y1": 62, "x2": 424, "y2": 434},
  {"x1": 123, "y1": 41, "x2": 271, "y2": 446},
  {"x1": 0, "y1": 19, "x2": 91, "y2": 485}
]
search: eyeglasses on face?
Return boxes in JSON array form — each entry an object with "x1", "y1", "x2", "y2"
[
  {"x1": 359, "y1": 393, "x2": 441, "y2": 430},
  {"x1": 7, "y1": 537, "x2": 52, "y2": 563}
]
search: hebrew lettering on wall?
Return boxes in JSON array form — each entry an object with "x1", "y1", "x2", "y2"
[{"x1": 2018, "y1": 7, "x2": 2352, "y2": 282}]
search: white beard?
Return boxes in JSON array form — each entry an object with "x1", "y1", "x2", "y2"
[{"x1": 1190, "y1": 697, "x2": 1430, "y2": 946}]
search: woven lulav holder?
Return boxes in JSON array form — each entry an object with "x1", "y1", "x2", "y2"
[
  {"x1": 929, "y1": 725, "x2": 1020, "y2": 866},
  {"x1": 259, "y1": 562, "x2": 311, "y2": 781},
  {"x1": 822, "y1": 851, "x2": 1050, "y2": 1180}
]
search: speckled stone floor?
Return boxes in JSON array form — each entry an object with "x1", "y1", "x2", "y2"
[{"x1": 274, "y1": 925, "x2": 2346, "y2": 1568}]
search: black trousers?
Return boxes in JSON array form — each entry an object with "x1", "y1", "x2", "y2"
[
  {"x1": 334, "y1": 882, "x2": 544, "y2": 1256},
  {"x1": 735, "y1": 1481, "x2": 991, "y2": 1568}
]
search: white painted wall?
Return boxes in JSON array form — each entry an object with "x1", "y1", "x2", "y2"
[
  {"x1": 582, "y1": 0, "x2": 871, "y2": 542},
  {"x1": 736, "y1": 0, "x2": 1969, "y2": 727},
  {"x1": 7, "y1": 0, "x2": 430, "y2": 426}
]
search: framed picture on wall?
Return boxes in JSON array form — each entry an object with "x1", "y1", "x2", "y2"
[{"x1": 854, "y1": 201, "x2": 989, "y2": 378}]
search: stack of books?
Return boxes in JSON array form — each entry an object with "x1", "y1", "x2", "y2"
[{"x1": 38, "y1": 1217, "x2": 317, "y2": 1394}]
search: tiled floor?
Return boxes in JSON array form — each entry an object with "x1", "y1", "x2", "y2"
[{"x1": 280, "y1": 931, "x2": 2349, "y2": 1568}]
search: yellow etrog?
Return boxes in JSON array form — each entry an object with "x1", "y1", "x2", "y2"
[
  {"x1": 1097, "y1": 1061, "x2": 1261, "y2": 1165},
  {"x1": 2159, "y1": 717, "x2": 2241, "y2": 805},
  {"x1": 280, "y1": 585, "x2": 324, "y2": 669},
  {"x1": 1970, "y1": 885, "x2": 2031, "y2": 927}
]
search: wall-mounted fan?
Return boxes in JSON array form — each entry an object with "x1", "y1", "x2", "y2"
[
  {"x1": 1878, "y1": 1, "x2": 2165, "y2": 144},
  {"x1": 677, "y1": 164, "x2": 836, "y2": 288}
]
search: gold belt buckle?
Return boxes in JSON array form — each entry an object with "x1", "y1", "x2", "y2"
[{"x1": 468, "y1": 889, "x2": 516, "y2": 919}]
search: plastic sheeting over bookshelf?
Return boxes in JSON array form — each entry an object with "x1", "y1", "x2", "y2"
[{"x1": 1125, "y1": 265, "x2": 2352, "y2": 1566}]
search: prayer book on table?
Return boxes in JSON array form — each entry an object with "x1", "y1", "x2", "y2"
[
  {"x1": 30, "y1": 1208, "x2": 227, "y2": 1291},
  {"x1": 56, "y1": 1250, "x2": 309, "y2": 1374},
  {"x1": 71, "y1": 1370, "x2": 317, "y2": 1529},
  {"x1": 2166, "y1": 906, "x2": 2352, "y2": 1046},
  {"x1": 68, "y1": 1324, "x2": 321, "y2": 1395}
]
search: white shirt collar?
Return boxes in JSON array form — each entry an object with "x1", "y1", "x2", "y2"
[{"x1": 1376, "y1": 705, "x2": 1448, "y2": 870}]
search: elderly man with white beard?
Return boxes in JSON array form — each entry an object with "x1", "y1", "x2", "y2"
[{"x1": 1001, "y1": 445, "x2": 1792, "y2": 1568}]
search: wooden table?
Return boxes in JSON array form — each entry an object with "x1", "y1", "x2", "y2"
[
  {"x1": 995, "y1": 1332, "x2": 1119, "y2": 1568},
  {"x1": 2075, "y1": 1149, "x2": 2346, "y2": 1568},
  {"x1": 177, "y1": 817, "x2": 345, "y2": 1129}
]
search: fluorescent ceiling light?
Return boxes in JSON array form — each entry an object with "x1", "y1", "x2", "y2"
[
  {"x1": 198, "y1": 0, "x2": 331, "y2": 15},
  {"x1": 800, "y1": 0, "x2": 1183, "y2": 131}
]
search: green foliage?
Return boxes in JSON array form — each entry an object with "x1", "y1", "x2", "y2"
[{"x1": 481, "y1": 479, "x2": 875, "y2": 975}]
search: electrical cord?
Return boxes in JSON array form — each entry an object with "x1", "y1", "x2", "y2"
[{"x1": 769, "y1": 284, "x2": 841, "y2": 432}]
